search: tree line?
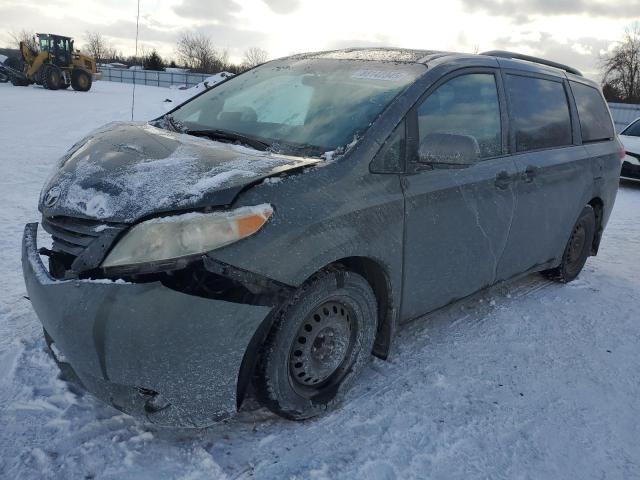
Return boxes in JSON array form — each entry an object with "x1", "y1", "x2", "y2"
[
  {"x1": 601, "y1": 23, "x2": 640, "y2": 104},
  {"x1": 6, "y1": 29, "x2": 269, "y2": 74},
  {"x1": 6, "y1": 24, "x2": 640, "y2": 103}
]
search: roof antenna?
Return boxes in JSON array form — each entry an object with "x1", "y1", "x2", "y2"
[{"x1": 131, "y1": 0, "x2": 141, "y2": 121}]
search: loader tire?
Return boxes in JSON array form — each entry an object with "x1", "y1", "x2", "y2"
[
  {"x1": 11, "y1": 77, "x2": 29, "y2": 87},
  {"x1": 42, "y1": 65, "x2": 62, "y2": 90},
  {"x1": 71, "y1": 70, "x2": 92, "y2": 92}
]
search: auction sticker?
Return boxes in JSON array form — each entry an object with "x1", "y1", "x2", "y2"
[{"x1": 351, "y1": 70, "x2": 409, "y2": 81}]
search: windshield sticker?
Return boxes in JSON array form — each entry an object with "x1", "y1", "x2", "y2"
[{"x1": 351, "y1": 70, "x2": 409, "y2": 82}]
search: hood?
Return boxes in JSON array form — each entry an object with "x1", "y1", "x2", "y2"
[
  {"x1": 619, "y1": 134, "x2": 640, "y2": 155},
  {"x1": 40, "y1": 122, "x2": 321, "y2": 223}
]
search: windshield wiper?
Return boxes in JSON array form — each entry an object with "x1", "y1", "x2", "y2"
[
  {"x1": 163, "y1": 114, "x2": 186, "y2": 133},
  {"x1": 186, "y1": 128, "x2": 270, "y2": 151}
]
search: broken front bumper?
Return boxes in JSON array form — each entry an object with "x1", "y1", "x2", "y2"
[{"x1": 21, "y1": 223, "x2": 272, "y2": 427}]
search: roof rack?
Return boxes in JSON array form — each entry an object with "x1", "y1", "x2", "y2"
[{"x1": 481, "y1": 50, "x2": 583, "y2": 77}]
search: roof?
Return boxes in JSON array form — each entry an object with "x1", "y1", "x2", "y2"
[
  {"x1": 287, "y1": 47, "x2": 451, "y2": 64},
  {"x1": 37, "y1": 33, "x2": 73, "y2": 40},
  {"x1": 281, "y1": 47, "x2": 585, "y2": 80}
]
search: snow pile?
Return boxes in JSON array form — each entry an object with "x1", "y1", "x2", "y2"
[{"x1": 164, "y1": 72, "x2": 233, "y2": 107}]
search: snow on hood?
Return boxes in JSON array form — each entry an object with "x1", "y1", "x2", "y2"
[{"x1": 39, "y1": 122, "x2": 320, "y2": 223}]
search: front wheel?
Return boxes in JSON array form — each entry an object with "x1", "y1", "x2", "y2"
[
  {"x1": 253, "y1": 269, "x2": 378, "y2": 420},
  {"x1": 42, "y1": 65, "x2": 62, "y2": 90},
  {"x1": 542, "y1": 205, "x2": 595, "y2": 283},
  {"x1": 71, "y1": 69, "x2": 92, "y2": 92}
]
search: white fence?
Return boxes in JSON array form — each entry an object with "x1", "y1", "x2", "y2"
[
  {"x1": 98, "y1": 67, "x2": 211, "y2": 88},
  {"x1": 609, "y1": 102, "x2": 640, "y2": 132}
]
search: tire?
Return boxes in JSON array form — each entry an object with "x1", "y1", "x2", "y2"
[
  {"x1": 71, "y1": 69, "x2": 92, "y2": 92},
  {"x1": 42, "y1": 65, "x2": 62, "y2": 90},
  {"x1": 0, "y1": 73, "x2": 8, "y2": 83},
  {"x1": 253, "y1": 269, "x2": 378, "y2": 420},
  {"x1": 35, "y1": 66, "x2": 46, "y2": 85},
  {"x1": 542, "y1": 205, "x2": 595, "y2": 283},
  {"x1": 10, "y1": 77, "x2": 29, "y2": 87}
]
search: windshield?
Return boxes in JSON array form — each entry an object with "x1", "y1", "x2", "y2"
[
  {"x1": 169, "y1": 58, "x2": 424, "y2": 155},
  {"x1": 622, "y1": 119, "x2": 640, "y2": 137}
]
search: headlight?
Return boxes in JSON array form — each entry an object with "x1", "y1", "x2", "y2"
[{"x1": 101, "y1": 204, "x2": 273, "y2": 268}]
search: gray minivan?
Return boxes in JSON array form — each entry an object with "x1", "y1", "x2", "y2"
[{"x1": 22, "y1": 48, "x2": 622, "y2": 426}]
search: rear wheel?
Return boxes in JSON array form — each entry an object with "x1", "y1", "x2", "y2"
[
  {"x1": 253, "y1": 269, "x2": 377, "y2": 420},
  {"x1": 71, "y1": 69, "x2": 92, "y2": 92},
  {"x1": 542, "y1": 205, "x2": 595, "y2": 283},
  {"x1": 42, "y1": 65, "x2": 62, "y2": 90}
]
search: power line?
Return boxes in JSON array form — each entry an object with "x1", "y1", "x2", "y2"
[{"x1": 131, "y1": 0, "x2": 141, "y2": 121}]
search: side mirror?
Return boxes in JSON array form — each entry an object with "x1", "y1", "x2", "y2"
[{"x1": 418, "y1": 133, "x2": 480, "y2": 167}]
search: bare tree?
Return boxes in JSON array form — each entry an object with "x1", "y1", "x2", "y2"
[
  {"x1": 83, "y1": 32, "x2": 111, "y2": 62},
  {"x1": 176, "y1": 32, "x2": 228, "y2": 73},
  {"x1": 601, "y1": 23, "x2": 640, "y2": 103},
  {"x1": 8, "y1": 29, "x2": 37, "y2": 52},
  {"x1": 242, "y1": 47, "x2": 268, "y2": 68}
]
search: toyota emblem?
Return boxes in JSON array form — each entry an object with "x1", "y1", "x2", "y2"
[{"x1": 43, "y1": 186, "x2": 61, "y2": 208}]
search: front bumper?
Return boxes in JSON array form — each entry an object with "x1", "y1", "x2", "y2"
[{"x1": 22, "y1": 223, "x2": 272, "y2": 427}]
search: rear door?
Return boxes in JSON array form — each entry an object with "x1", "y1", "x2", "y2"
[
  {"x1": 496, "y1": 71, "x2": 592, "y2": 281},
  {"x1": 400, "y1": 69, "x2": 518, "y2": 321}
]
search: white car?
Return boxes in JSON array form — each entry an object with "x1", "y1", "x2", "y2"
[{"x1": 619, "y1": 117, "x2": 640, "y2": 179}]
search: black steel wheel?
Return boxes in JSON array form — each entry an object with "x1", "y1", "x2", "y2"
[
  {"x1": 542, "y1": 205, "x2": 595, "y2": 283},
  {"x1": 289, "y1": 300, "x2": 356, "y2": 391},
  {"x1": 254, "y1": 269, "x2": 377, "y2": 420}
]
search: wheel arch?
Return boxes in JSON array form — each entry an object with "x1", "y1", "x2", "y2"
[
  {"x1": 235, "y1": 255, "x2": 397, "y2": 410},
  {"x1": 588, "y1": 196, "x2": 604, "y2": 254}
]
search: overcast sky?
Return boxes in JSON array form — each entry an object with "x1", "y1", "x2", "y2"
[{"x1": 1, "y1": 0, "x2": 638, "y2": 78}]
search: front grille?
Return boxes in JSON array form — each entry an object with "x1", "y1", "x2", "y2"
[
  {"x1": 41, "y1": 215, "x2": 126, "y2": 275},
  {"x1": 42, "y1": 216, "x2": 107, "y2": 256}
]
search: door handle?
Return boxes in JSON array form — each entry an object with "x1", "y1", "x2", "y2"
[
  {"x1": 494, "y1": 170, "x2": 512, "y2": 189},
  {"x1": 522, "y1": 165, "x2": 538, "y2": 183}
]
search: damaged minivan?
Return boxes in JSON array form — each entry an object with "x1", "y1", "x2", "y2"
[{"x1": 23, "y1": 48, "x2": 622, "y2": 426}]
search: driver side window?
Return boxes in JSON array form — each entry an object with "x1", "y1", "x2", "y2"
[{"x1": 417, "y1": 73, "x2": 502, "y2": 164}]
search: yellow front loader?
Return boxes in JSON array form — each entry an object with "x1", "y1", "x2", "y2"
[{"x1": 5, "y1": 33, "x2": 99, "y2": 91}]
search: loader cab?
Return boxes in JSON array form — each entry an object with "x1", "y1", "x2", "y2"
[{"x1": 37, "y1": 34, "x2": 72, "y2": 67}]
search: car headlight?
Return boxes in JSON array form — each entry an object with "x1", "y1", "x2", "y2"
[{"x1": 101, "y1": 204, "x2": 273, "y2": 268}]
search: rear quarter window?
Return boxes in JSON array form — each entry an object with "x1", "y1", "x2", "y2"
[
  {"x1": 570, "y1": 81, "x2": 614, "y2": 142},
  {"x1": 505, "y1": 74, "x2": 572, "y2": 152}
]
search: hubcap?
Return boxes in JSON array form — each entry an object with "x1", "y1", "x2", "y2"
[{"x1": 289, "y1": 301, "x2": 353, "y2": 387}]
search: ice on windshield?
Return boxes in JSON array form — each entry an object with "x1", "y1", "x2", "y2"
[{"x1": 170, "y1": 59, "x2": 425, "y2": 154}]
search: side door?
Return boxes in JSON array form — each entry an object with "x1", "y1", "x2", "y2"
[
  {"x1": 496, "y1": 71, "x2": 591, "y2": 281},
  {"x1": 400, "y1": 69, "x2": 518, "y2": 322}
]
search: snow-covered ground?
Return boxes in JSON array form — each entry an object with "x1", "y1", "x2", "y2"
[{"x1": 1, "y1": 81, "x2": 639, "y2": 479}]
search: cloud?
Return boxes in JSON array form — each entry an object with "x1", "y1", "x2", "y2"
[
  {"x1": 172, "y1": 0, "x2": 241, "y2": 22},
  {"x1": 491, "y1": 32, "x2": 614, "y2": 78},
  {"x1": 460, "y1": 0, "x2": 640, "y2": 23},
  {"x1": 262, "y1": 0, "x2": 300, "y2": 14}
]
